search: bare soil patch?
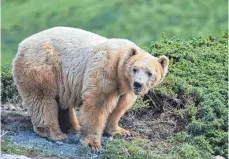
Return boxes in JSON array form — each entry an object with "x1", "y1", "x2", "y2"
[{"x1": 1, "y1": 91, "x2": 187, "y2": 143}]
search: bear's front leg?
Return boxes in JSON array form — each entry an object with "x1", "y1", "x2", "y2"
[
  {"x1": 79, "y1": 92, "x2": 116, "y2": 152},
  {"x1": 105, "y1": 93, "x2": 137, "y2": 137}
]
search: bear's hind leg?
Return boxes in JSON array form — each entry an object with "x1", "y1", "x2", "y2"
[
  {"x1": 58, "y1": 106, "x2": 80, "y2": 134},
  {"x1": 68, "y1": 106, "x2": 81, "y2": 133},
  {"x1": 27, "y1": 96, "x2": 67, "y2": 141}
]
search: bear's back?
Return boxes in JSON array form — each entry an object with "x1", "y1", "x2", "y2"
[
  {"x1": 19, "y1": 27, "x2": 107, "y2": 51},
  {"x1": 16, "y1": 27, "x2": 108, "y2": 69}
]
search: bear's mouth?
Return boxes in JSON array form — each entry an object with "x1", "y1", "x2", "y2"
[{"x1": 133, "y1": 87, "x2": 142, "y2": 95}]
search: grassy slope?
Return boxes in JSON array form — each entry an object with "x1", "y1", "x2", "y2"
[
  {"x1": 1, "y1": 34, "x2": 228, "y2": 158},
  {"x1": 2, "y1": 0, "x2": 228, "y2": 64}
]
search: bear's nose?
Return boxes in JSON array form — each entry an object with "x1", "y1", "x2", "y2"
[{"x1": 134, "y1": 82, "x2": 143, "y2": 89}]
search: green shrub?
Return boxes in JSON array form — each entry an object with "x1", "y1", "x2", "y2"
[
  {"x1": 1, "y1": 64, "x2": 21, "y2": 104},
  {"x1": 149, "y1": 32, "x2": 228, "y2": 158},
  {"x1": 132, "y1": 97, "x2": 150, "y2": 110}
]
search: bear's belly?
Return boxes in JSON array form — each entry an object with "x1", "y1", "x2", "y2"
[{"x1": 58, "y1": 68, "x2": 84, "y2": 109}]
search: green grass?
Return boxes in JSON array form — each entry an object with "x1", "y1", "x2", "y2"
[
  {"x1": 1, "y1": 140, "x2": 41, "y2": 156},
  {"x1": 99, "y1": 136, "x2": 214, "y2": 159},
  {"x1": 1, "y1": 0, "x2": 228, "y2": 64},
  {"x1": 1, "y1": 140, "x2": 57, "y2": 157}
]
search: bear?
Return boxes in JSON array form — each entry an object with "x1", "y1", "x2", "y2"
[{"x1": 12, "y1": 27, "x2": 169, "y2": 151}]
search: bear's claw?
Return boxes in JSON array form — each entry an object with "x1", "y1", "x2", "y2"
[
  {"x1": 50, "y1": 132, "x2": 68, "y2": 141},
  {"x1": 106, "y1": 127, "x2": 133, "y2": 137},
  {"x1": 90, "y1": 144, "x2": 101, "y2": 153},
  {"x1": 80, "y1": 135, "x2": 102, "y2": 153}
]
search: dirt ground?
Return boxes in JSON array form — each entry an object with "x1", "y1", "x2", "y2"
[
  {"x1": 1, "y1": 92, "x2": 187, "y2": 158},
  {"x1": 121, "y1": 92, "x2": 187, "y2": 142}
]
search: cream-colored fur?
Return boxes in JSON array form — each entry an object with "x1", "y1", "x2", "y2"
[{"x1": 13, "y1": 27, "x2": 169, "y2": 151}]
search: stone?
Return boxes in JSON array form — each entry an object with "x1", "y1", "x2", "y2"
[{"x1": 0, "y1": 154, "x2": 31, "y2": 159}]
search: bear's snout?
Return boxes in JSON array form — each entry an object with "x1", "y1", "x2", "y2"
[{"x1": 133, "y1": 81, "x2": 143, "y2": 94}]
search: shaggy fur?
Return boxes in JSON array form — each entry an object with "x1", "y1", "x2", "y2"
[{"x1": 13, "y1": 27, "x2": 169, "y2": 150}]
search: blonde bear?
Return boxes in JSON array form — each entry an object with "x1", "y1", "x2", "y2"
[{"x1": 13, "y1": 27, "x2": 169, "y2": 151}]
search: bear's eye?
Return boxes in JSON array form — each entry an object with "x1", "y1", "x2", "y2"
[
  {"x1": 132, "y1": 68, "x2": 138, "y2": 73},
  {"x1": 146, "y1": 71, "x2": 152, "y2": 77}
]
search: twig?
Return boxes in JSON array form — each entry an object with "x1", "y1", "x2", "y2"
[
  {"x1": 146, "y1": 94, "x2": 161, "y2": 110},
  {"x1": 148, "y1": 120, "x2": 177, "y2": 127},
  {"x1": 0, "y1": 130, "x2": 9, "y2": 138}
]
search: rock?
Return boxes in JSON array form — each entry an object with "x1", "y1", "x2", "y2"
[
  {"x1": 55, "y1": 141, "x2": 64, "y2": 145},
  {"x1": 0, "y1": 154, "x2": 31, "y2": 159},
  {"x1": 3, "y1": 103, "x2": 17, "y2": 111},
  {"x1": 215, "y1": 156, "x2": 226, "y2": 159}
]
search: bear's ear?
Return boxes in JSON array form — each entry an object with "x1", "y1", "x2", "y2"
[
  {"x1": 124, "y1": 47, "x2": 138, "y2": 66},
  {"x1": 158, "y1": 55, "x2": 169, "y2": 75},
  {"x1": 128, "y1": 47, "x2": 137, "y2": 56},
  {"x1": 126, "y1": 48, "x2": 137, "y2": 60}
]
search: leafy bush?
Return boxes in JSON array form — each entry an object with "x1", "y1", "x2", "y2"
[
  {"x1": 1, "y1": 64, "x2": 21, "y2": 104},
  {"x1": 148, "y1": 32, "x2": 228, "y2": 158},
  {"x1": 132, "y1": 97, "x2": 150, "y2": 110}
]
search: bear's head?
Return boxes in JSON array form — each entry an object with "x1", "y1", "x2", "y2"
[{"x1": 125, "y1": 48, "x2": 169, "y2": 96}]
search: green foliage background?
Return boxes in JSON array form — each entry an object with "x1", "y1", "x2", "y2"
[
  {"x1": 1, "y1": 0, "x2": 228, "y2": 158},
  {"x1": 1, "y1": 0, "x2": 228, "y2": 64}
]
